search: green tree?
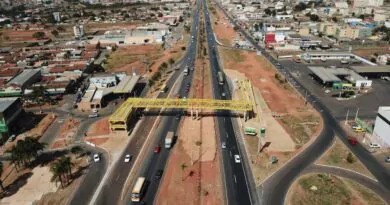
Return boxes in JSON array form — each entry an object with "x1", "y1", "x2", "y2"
[
  {"x1": 264, "y1": 8, "x2": 272, "y2": 16},
  {"x1": 253, "y1": 23, "x2": 259, "y2": 32},
  {"x1": 180, "y1": 163, "x2": 187, "y2": 181},
  {"x1": 32, "y1": 31, "x2": 45, "y2": 39},
  {"x1": 168, "y1": 58, "x2": 175, "y2": 68},
  {"x1": 161, "y1": 62, "x2": 168, "y2": 70},
  {"x1": 310, "y1": 14, "x2": 320, "y2": 22},
  {"x1": 71, "y1": 146, "x2": 83, "y2": 157},
  {"x1": 51, "y1": 29, "x2": 59, "y2": 37},
  {"x1": 346, "y1": 152, "x2": 355, "y2": 163},
  {"x1": 294, "y1": 2, "x2": 307, "y2": 11}
]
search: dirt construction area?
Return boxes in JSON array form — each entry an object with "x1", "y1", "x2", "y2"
[
  {"x1": 155, "y1": 117, "x2": 223, "y2": 205},
  {"x1": 105, "y1": 42, "x2": 185, "y2": 78}
]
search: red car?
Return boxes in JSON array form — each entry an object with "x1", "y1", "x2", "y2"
[
  {"x1": 185, "y1": 88, "x2": 190, "y2": 92},
  {"x1": 154, "y1": 146, "x2": 161, "y2": 153},
  {"x1": 348, "y1": 137, "x2": 358, "y2": 145}
]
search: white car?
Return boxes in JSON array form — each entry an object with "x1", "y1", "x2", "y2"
[
  {"x1": 93, "y1": 154, "x2": 100, "y2": 162},
  {"x1": 89, "y1": 113, "x2": 99, "y2": 118},
  {"x1": 221, "y1": 142, "x2": 226, "y2": 149},
  {"x1": 352, "y1": 124, "x2": 361, "y2": 129},
  {"x1": 234, "y1": 155, "x2": 241, "y2": 163},
  {"x1": 124, "y1": 154, "x2": 132, "y2": 163},
  {"x1": 369, "y1": 143, "x2": 381, "y2": 149}
]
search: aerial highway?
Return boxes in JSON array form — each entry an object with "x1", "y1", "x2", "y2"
[
  {"x1": 92, "y1": 1, "x2": 202, "y2": 205},
  {"x1": 123, "y1": 1, "x2": 202, "y2": 204},
  {"x1": 213, "y1": 1, "x2": 390, "y2": 204},
  {"x1": 202, "y1": 0, "x2": 256, "y2": 204}
]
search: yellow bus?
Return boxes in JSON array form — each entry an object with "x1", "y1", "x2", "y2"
[
  {"x1": 160, "y1": 83, "x2": 168, "y2": 93},
  {"x1": 131, "y1": 177, "x2": 146, "y2": 202}
]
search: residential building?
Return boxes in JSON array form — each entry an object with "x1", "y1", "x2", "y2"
[
  {"x1": 354, "y1": 0, "x2": 384, "y2": 7},
  {"x1": 73, "y1": 25, "x2": 85, "y2": 38},
  {"x1": 53, "y1": 12, "x2": 61, "y2": 22},
  {"x1": 318, "y1": 22, "x2": 337, "y2": 36}
]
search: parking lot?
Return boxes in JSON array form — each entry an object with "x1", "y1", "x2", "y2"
[{"x1": 280, "y1": 60, "x2": 390, "y2": 121}]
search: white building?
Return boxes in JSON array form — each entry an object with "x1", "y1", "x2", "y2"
[
  {"x1": 373, "y1": 106, "x2": 390, "y2": 147},
  {"x1": 353, "y1": 0, "x2": 384, "y2": 7},
  {"x1": 53, "y1": 12, "x2": 61, "y2": 22},
  {"x1": 73, "y1": 25, "x2": 85, "y2": 38},
  {"x1": 90, "y1": 74, "x2": 117, "y2": 88}
]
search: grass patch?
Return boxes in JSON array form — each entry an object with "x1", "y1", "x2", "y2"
[
  {"x1": 280, "y1": 115, "x2": 310, "y2": 145},
  {"x1": 345, "y1": 180, "x2": 386, "y2": 205},
  {"x1": 220, "y1": 48, "x2": 245, "y2": 63},
  {"x1": 293, "y1": 174, "x2": 352, "y2": 205},
  {"x1": 105, "y1": 51, "x2": 138, "y2": 70},
  {"x1": 317, "y1": 138, "x2": 374, "y2": 178}
]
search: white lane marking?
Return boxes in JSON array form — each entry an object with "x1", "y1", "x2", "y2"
[
  {"x1": 115, "y1": 174, "x2": 120, "y2": 182},
  {"x1": 229, "y1": 150, "x2": 232, "y2": 157},
  {"x1": 233, "y1": 175, "x2": 237, "y2": 183}
]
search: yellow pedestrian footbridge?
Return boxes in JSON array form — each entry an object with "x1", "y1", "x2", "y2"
[{"x1": 109, "y1": 80, "x2": 256, "y2": 131}]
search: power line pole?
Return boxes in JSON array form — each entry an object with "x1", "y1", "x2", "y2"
[
  {"x1": 345, "y1": 109, "x2": 349, "y2": 125},
  {"x1": 355, "y1": 108, "x2": 359, "y2": 121}
]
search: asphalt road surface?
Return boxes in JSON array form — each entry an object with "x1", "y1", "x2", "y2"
[
  {"x1": 94, "y1": 1, "x2": 202, "y2": 205},
  {"x1": 214, "y1": 1, "x2": 390, "y2": 204},
  {"x1": 124, "y1": 1, "x2": 203, "y2": 204},
  {"x1": 203, "y1": 0, "x2": 255, "y2": 204}
]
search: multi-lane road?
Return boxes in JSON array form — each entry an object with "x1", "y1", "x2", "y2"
[
  {"x1": 93, "y1": 1, "x2": 202, "y2": 205},
  {"x1": 213, "y1": 1, "x2": 390, "y2": 204},
  {"x1": 203, "y1": 0, "x2": 255, "y2": 204},
  {"x1": 125, "y1": 1, "x2": 202, "y2": 204}
]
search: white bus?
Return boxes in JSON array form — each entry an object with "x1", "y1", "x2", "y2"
[{"x1": 131, "y1": 177, "x2": 146, "y2": 202}]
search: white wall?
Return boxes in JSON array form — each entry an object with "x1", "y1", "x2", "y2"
[
  {"x1": 373, "y1": 116, "x2": 390, "y2": 147},
  {"x1": 355, "y1": 80, "x2": 372, "y2": 88}
]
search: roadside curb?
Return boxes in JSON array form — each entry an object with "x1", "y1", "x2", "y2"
[{"x1": 311, "y1": 163, "x2": 378, "y2": 182}]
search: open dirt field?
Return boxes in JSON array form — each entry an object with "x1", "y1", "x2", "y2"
[
  {"x1": 353, "y1": 46, "x2": 390, "y2": 58},
  {"x1": 86, "y1": 117, "x2": 110, "y2": 136},
  {"x1": 156, "y1": 36, "x2": 223, "y2": 204},
  {"x1": 210, "y1": 6, "x2": 237, "y2": 46},
  {"x1": 219, "y1": 39, "x2": 322, "y2": 186},
  {"x1": 286, "y1": 174, "x2": 386, "y2": 205},
  {"x1": 51, "y1": 118, "x2": 80, "y2": 149},
  {"x1": 155, "y1": 117, "x2": 223, "y2": 205},
  {"x1": 220, "y1": 48, "x2": 321, "y2": 143},
  {"x1": 107, "y1": 41, "x2": 185, "y2": 77}
]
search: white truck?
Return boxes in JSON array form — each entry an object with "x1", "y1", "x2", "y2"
[
  {"x1": 184, "y1": 68, "x2": 189, "y2": 76},
  {"x1": 165, "y1": 131, "x2": 174, "y2": 149}
]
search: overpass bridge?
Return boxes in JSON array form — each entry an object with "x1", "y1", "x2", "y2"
[{"x1": 109, "y1": 80, "x2": 256, "y2": 131}]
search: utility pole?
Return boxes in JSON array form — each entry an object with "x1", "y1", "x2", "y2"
[
  {"x1": 355, "y1": 108, "x2": 359, "y2": 121},
  {"x1": 345, "y1": 109, "x2": 349, "y2": 125}
]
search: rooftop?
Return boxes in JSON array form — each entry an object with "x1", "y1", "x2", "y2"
[
  {"x1": 351, "y1": 65, "x2": 390, "y2": 73},
  {"x1": 0, "y1": 97, "x2": 19, "y2": 113},
  {"x1": 113, "y1": 75, "x2": 140, "y2": 94},
  {"x1": 7, "y1": 69, "x2": 40, "y2": 86}
]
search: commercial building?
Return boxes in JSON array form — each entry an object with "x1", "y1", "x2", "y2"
[
  {"x1": 7, "y1": 69, "x2": 41, "y2": 90},
  {"x1": 0, "y1": 97, "x2": 23, "y2": 135},
  {"x1": 351, "y1": 65, "x2": 390, "y2": 78},
  {"x1": 90, "y1": 74, "x2": 118, "y2": 88},
  {"x1": 300, "y1": 52, "x2": 376, "y2": 65},
  {"x1": 89, "y1": 29, "x2": 164, "y2": 46},
  {"x1": 372, "y1": 106, "x2": 390, "y2": 147},
  {"x1": 308, "y1": 66, "x2": 372, "y2": 88}
]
